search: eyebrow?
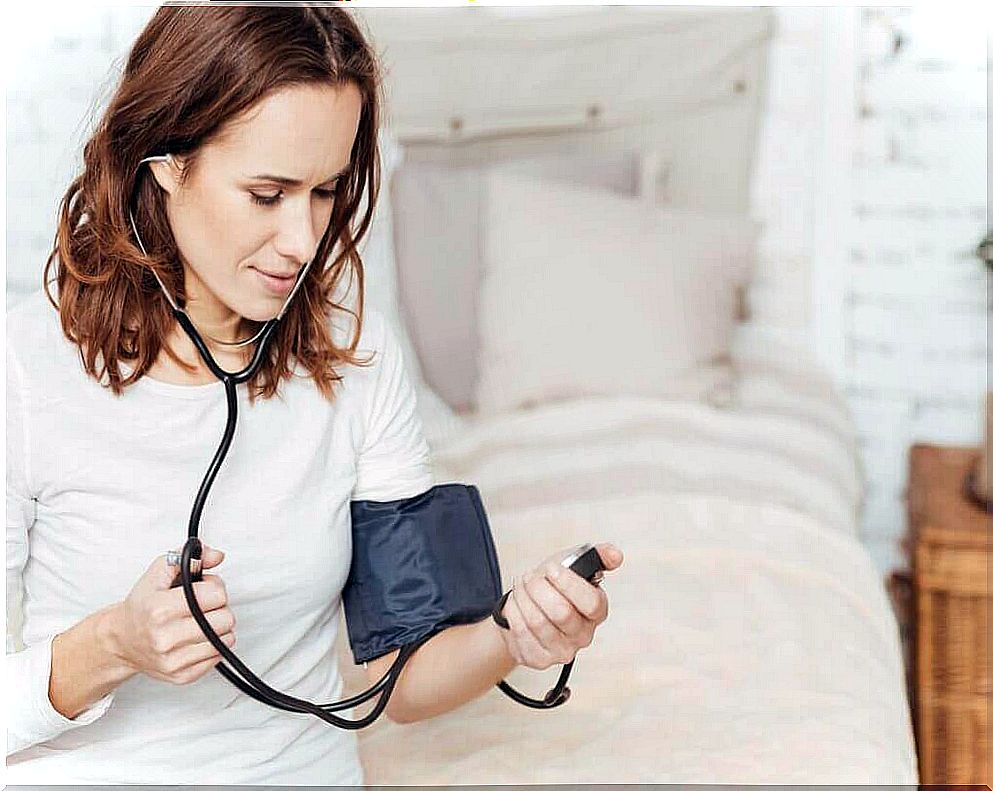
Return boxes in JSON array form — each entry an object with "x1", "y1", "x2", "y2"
[{"x1": 248, "y1": 164, "x2": 351, "y2": 187}]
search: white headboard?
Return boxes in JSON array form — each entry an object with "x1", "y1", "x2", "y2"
[
  {"x1": 356, "y1": 6, "x2": 774, "y2": 212},
  {"x1": 352, "y1": 6, "x2": 776, "y2": 411}
]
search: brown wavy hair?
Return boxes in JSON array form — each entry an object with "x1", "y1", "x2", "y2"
[{"x1": 43, "y1": 4, "x2": 386, "y2": 404}]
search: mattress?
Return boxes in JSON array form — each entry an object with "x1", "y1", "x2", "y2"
[{"x1": 334, "y1": 327, "x2": 918, "y2": 783}]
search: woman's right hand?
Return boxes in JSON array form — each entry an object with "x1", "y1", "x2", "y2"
[{"x1": 111, "y1": 545, "x2": 237, "y2": 685}]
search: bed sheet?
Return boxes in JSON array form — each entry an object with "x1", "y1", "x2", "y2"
[
  {"x1": 336, "y1": 334, "x2": 916, "y2": 782},
  {"x1": 340, "y1": 492, "x2": 916, "y2": 783}
]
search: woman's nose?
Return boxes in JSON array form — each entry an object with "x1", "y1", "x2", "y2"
[{"x1": 274, "y1": 202, "x2": 319, "y2": 266}]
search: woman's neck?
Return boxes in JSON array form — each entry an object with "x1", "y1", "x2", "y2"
[
  {"x1": 148, "y1": 317, "x2": 256, "y2": 384},
  {"x1": 181, "y1": 299, "x2": 252, "y2": 345}
]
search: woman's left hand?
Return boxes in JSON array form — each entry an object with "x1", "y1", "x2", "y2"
[{"x1": 497, "y1": 542, "x2": 623, "y2": 671}]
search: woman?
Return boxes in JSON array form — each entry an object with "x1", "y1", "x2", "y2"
[{"x1": 6, "y1": 5, "x2": 623, "y2": 785}]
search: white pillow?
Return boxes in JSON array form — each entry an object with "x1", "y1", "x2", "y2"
[
  {"x1": 348, "y1": 127, "x2": 465, "y2": 448},
  {"x1": 473, "y1": 169, "x2": 761, "y2": 415},
  {"x1": 390, "y1": 149, "x2": 644, "y2": 413}
]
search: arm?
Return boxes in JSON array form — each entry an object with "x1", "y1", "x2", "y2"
[
  {"x1": 364, "y1": 545, "x2": 623, "y2": 726},
  {"x1": 353, "y1": 312, "x2": 517, "y2": 723},
  {"x1": 48, "y1": 605, "x2": 137, "y2": 720},
  {"x1": 366, "y1": 618, "x2": 517, "y2": 725},
  {"x1": 6, "y1": 605, "x2": 136, "y2": 758},
  {"x1": 5, "y1": 342, "x2": 127, "y2": 756}
]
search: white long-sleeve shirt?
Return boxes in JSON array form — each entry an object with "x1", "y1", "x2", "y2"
[{"x1": 5, "y1": 290, "x2": 435, "y2": 784}]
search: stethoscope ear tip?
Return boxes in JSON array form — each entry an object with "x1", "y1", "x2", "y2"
[{"x1": 139, "y1": 153, "x2": 172, "y2": 167}]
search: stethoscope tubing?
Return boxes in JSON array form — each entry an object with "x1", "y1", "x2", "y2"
[
  {"x1": 127, "y1": 154, "x2": 437, "y2": 726},
  {"x1": 172, "y1": 308, "x2": 572, "y2": 721},
  {"x1": 170, "y1": 304, "x2": 443, "y2": 727},
  {"x1": 131, "y1": 154, "x2": 572, "y2": 726}
]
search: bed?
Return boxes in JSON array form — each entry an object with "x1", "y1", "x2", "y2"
[{"x1": 332, "y1": 6, "x2": 919, "y2": 783}]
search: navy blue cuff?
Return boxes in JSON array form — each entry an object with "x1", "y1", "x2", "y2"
[{"x1": 343, "y1": 483, "x2": 503, "y2": 664}]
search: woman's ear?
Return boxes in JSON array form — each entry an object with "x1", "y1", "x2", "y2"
[{"x1": 147, "y1": 154, "x2": 184, "y2": 196}]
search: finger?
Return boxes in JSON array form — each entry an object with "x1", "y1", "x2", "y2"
[
  {"x1": 195, "y1": 574, "x2": 229, "y2": 609},
  {"x1": 183, "y1": 645, "x2": 234, "y2": 679},
  {"x1": 180, "y1": 628, "x2": 236, "y2": 664},
  {"x1": 162, "y1": 545, "x2": 224, "y2": 587},
  {"x1": 173, "y1": 607, "x2": 236, "y2": 650},
  {"x1": 516, "y1": 572, "x2": 574, "y2": 658},
  {"x1": 200, "y1": 545, "x2": 225, "y2": 570},
  {"x1": 544, "y1": 558, "x2": 604, "y2": 621},
  {"x1": 528, "y1": 565, "x2": 589, "y2": 639},
  {"x1": 594, "y1": 542, "x2": 624, "y2": 571},
  {"x1": 155, "y1": 552, "x2": 185, "y2": 591},
  {"x1": 169, "y1": 576, "x2": 228, "y2": 614},
  {"x1": 171, "y1": 631, "x2": 237, "y2": 677},
  {"x1": 504, "y1": 579, "x2": 555, "y2": 667}
]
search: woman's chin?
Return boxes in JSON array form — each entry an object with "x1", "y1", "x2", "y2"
[{"x1": 238, "y1": 294, "x2": 287, "y2": 323}]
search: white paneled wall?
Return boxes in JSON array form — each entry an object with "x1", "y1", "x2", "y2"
[
  {"x1": 6, "y1": 6, "x2": 986, "y2": 588},
  {"x1": 747, "y1": 7, "x2": 825, "y2": 334},
  {"x1": 748, "y1": 7, "x2": 988, "y2": 584},
  {"x1": 6, "y1": 5, "x2": 157, "y2": 305},
  {"x1": 847, "y1": 7, "x2": 987, "y2": 580}
]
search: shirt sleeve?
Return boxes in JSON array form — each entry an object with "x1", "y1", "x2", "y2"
[
  {"x1": 6, "y1": 339, "x2": 115, "y2": 757},
  {"x1": 352, "y1": 310, "x2": 435, "y2": 502}
]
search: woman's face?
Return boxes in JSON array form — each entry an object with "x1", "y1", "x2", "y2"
[{"x1": 150, "y1": 81, "x2": 363, "y2": 333}]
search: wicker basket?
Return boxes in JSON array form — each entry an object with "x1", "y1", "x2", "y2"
[
  {"x1": 907, "y1": 444, "x2": 991, "y2": 783},
  {"x1": 966, "y1": 392, "x2": 992, "y2": 507}
]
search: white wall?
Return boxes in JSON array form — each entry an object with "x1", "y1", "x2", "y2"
[
  {"x1": 747, "y1": 7, "x2": 826, "y2": 335},
  {"x1": 6, "y1": 5, "x2": 988, "y2": 587},
  {"x1": 846, "y1": 7, "x2": 988, "y2": 580},
  {"x1": 749, "y1": 6, "x2": 989, "y2": 583},
  {"x1": 6, "y1": 4, "x2": 158, "y2": 305}
]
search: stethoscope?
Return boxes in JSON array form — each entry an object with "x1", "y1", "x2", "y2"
[{"x1": 128, "y1": 153, "x2": 575, "y2": 728}]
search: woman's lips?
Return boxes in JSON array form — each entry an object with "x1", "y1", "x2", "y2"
[{"x1": 252, "y1": 267, "x2": 295, "y2": 296}]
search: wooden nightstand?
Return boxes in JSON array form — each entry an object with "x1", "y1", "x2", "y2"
[{"x1": 905, "y1": 443, "x2": 991, "y2": 783}]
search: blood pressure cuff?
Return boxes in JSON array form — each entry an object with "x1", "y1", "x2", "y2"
[{"x1": 342, "y1": 483, "x2": 503, "y2": 665}]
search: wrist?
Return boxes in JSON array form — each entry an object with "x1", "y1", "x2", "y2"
[
  {"x1": 94, "y1": 603, "x2": 138, "y2": 682},
  {"x1": 47, "y1": 604, "x2": 136, "y2": 720},
  {"x1": 486, "y1": 612, "x2": 519, "y2": 672}
]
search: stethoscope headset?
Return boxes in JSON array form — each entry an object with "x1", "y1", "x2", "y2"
[{"x1": 127, "y1": 152, "x2": 587, "y2": 728}]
